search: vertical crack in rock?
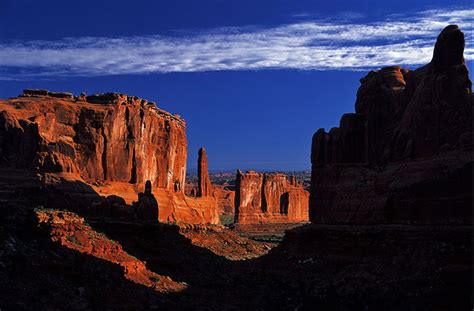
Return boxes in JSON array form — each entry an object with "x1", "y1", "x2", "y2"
[
  {"x1": 125, "y1": 107, "x2": 130, "y2": 123},
  {"x1": 129, "y1": 148, "x2": 137, "y2": 184},
  {"x1": 101, "y1": 128, "x2": 108, "y2": 180},
  {"x1": 261, "y1": 174, "x2": 269, "y2": 213}
]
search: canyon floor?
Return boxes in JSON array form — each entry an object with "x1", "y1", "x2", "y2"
[{"x1": 1, "y1": 182, "x2": 470, "y2": 310}]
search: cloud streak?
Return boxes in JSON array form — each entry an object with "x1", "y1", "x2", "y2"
[{"x1": 0, "y1": 7, "x2": 472, "y2": 79}]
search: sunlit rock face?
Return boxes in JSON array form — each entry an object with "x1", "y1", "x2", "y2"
[
  {"x1": 234, "y1": 170, "x2": 309, "y2": 224},
  {"x1": 212, "y1": 185, "x2": 235, "y2": 216},
  {"x1": 0, "y1": 91, "x2": 220, "y2": 224},
  {"x1": 310, "y1": 25, "x2": 473, "y2": 224},
  {"x1": 197, "y1": 147, "x2": 212, "y2": 197},
  {"x1": 0, "y1": 91, "x2": 187, "y2": 190}
]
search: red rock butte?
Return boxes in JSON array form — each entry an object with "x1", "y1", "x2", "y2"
[
  {"x1": 212, "y1": 185, "x2": 235, "y2": 216},
  {"x1": 310, "y1": 25, "x2": 473, "y2": 225},
  {"x1": 234, "y1": 170, "x2": 309, "y2": 224},
  {"x1": 0, "y1": 90, "x2": 219, "y2": 224}
]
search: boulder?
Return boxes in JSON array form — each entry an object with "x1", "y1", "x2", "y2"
[
  {"x1": 47, "y1": 92, "x2": 74, "y2": 99},
  {"x1": 20, "y1": 89, "x2": 49, "y2": 97}
]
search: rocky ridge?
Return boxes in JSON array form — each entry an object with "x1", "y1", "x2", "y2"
[
  {"x1": 310, "y1": 25, "x2": 473, "y2": 224},
  {"x1": 35, "y1": 208, "x2": 187, "y2": 293}
]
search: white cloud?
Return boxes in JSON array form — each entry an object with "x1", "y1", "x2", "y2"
[{"x1": 0, "y1": 7, "x2": 472, "y2": 79}]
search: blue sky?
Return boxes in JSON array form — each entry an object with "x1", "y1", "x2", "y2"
[{"x1": 0, "y1": 0, "x2": 472, "y2": 171}]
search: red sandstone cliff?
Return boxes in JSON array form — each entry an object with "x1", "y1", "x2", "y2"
[
  {"x1": 310, "y1": 25, "x2": 472, "y2": 224},
  {"x1": 0, "y1": 91, "x2": 219, "y2": 224},
  {"x1": 0, "y1": 91, "x2": 187, "y2": 190},
  {"x1": 212, "y1": 186, "x2": 235, "y2": 216},
  {"x1": 234, "y1": 170, "x2": 309, "y2": 224}
]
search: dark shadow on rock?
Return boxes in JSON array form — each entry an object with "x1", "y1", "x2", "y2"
[
  {"x1": 0, "y1": 170, "x2": 471, "y2": 310},
  {"x1": 0, "y1": 187, "x2": 172, "y2": 310}
]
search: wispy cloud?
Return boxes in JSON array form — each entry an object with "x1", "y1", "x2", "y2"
[
  {"x1": 0, "y1": 7, "x2": 472, "y2": 80},
  {"x1": 292, "y1": 10, "x2": 365, "y2": 22}
]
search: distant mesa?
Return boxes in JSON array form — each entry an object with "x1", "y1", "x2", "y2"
[
  {"x1": 234, "y1": 170, "x2": 309, "y2": 224},
  {"x1": 309, "y1": 25, "x2": 473, "y2": 225}
]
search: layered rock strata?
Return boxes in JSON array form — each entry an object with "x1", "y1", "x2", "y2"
[
  {"x1": 310, "y1": 25, "x2": 472, "y2": 224},
  {"x1": 0, "y1": 91, "x2": 219, "y2": 224},
  {"x1": 0, "y1": 91, "x2": 186, "y2": 189},
  {"x1": 234, "y1": 170, "x2": 309, "y2": 224}
]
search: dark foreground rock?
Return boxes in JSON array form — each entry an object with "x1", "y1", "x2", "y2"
[{"x1": 310, "y1": 25, "x2": 473, "y2": 224}]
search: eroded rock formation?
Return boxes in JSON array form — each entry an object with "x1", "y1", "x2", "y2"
[
  {"x1": 212, "y1": 186, "x2": 235, "y2": 215},
  {"x1": 184, "y1": 148, "x2": 235, "y2": 216},
  {"x1": 234, "y1": 170, "x2": 309, "y2": 224},
  {"x1": 197, "y1": 147, "x2": 212, "y2": 197},
  {"x1": 310, "y1": 25, "x2": 472, "y2": 224},
  {"x1": 0, "y1": 91, "x2": 186, "y2": 189},
  {"x1": 0, "y1": 91, "x2": 219, "y2": 224},
  {"x1": 185, "y1": 182, "x2": 235, "y2": 216}
]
